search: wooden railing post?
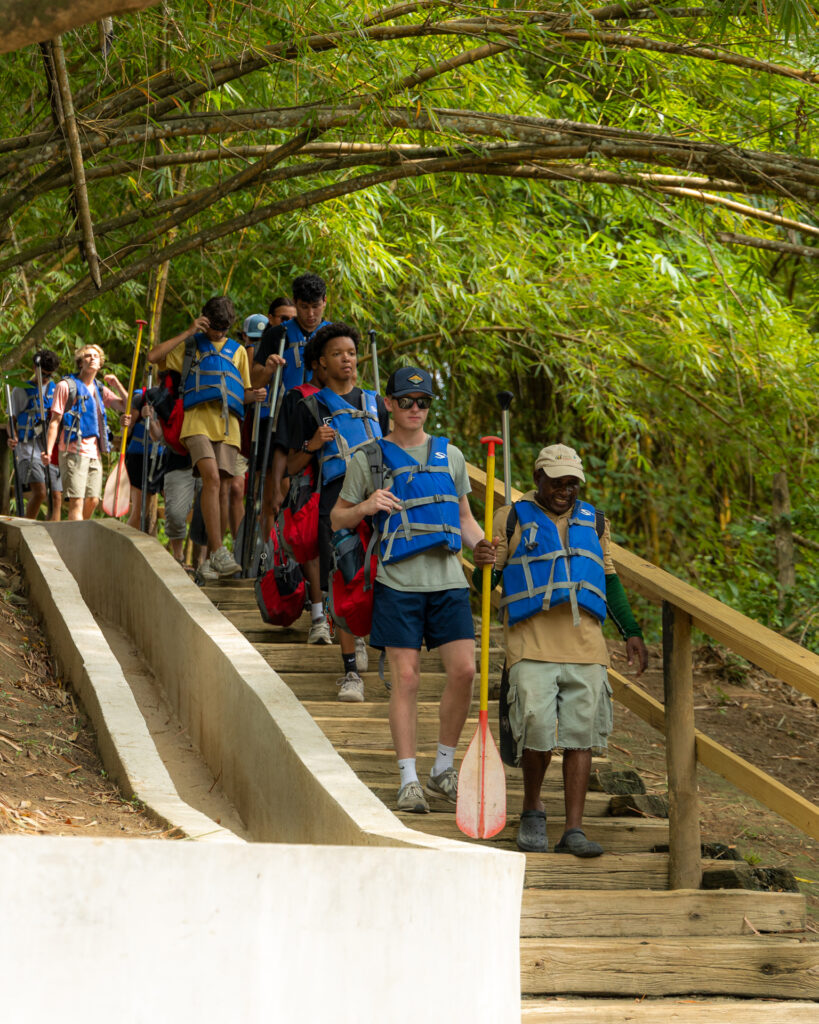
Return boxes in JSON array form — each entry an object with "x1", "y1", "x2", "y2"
[{"x1": 662, "y1": 600, "x2": 702, "y2": 889}]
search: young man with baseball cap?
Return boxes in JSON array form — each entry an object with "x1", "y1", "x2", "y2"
[
  {"x1": 474, "y1": 444, "x2": 648, "y2": 856},
  {"x1": 331, "y1": 366, "x2": 487, "y2": 814}
]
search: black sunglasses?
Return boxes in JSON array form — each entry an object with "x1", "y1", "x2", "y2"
[{"x1": 395, "y1": 395, "x2": 432, "y2": 410}]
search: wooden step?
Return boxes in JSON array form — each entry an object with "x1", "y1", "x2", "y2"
[
  {"x1": 522, "y1": 855, "x2": 759, "y2": 892},
  {"x1": 367, "y1": 783, "x2": 614, "y2": 816},
  {"x1": 338, "y1": 749, "x2": 610, "y2": 781},
  {"x1": 519, "y1": 936, "x2": 819, "y2": 998},
  {"x1": 520, "y1": 997, "x2": 819, "y2": 1022},
  {"x1": 398, "y1": 811, "x2": 668, "y2": 853},
  {"x1": 520, "y1": 889, "x2": 806, "y2": 937},
  {"x1": 258, "y1": 641, "x2": 505, "y2": 672}
]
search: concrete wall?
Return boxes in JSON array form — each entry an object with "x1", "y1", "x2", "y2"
[
  {"x1": 0, "y1": 518, "x2": 524, "y2": 1022},
  {"x1": 1, "y1": 834, "x2": 522, "y2": 1024}
]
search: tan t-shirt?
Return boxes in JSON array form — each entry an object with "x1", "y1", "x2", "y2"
[
  {"x1": 166, "y1": 336, "x2": 250, "y2": 448},
  {"x1": 492, "y1": 489, "x2": 614, "y2": 669}
]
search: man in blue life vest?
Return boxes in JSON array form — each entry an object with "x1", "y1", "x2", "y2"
[
  {"x1": 288, "y1": 323, "x2": 389, "y2": 699},
  {"x1": 331, "y1": 367, "x2": 488, "y2": 813},
  {"x1": 41, "y1": 344, "x2": 131, "y2": 521},
  {"x1": 8, "y1": 349, "x2": 63, "y2": 520},
  {"x1": 474, "y1": 444, "x2": 648, "y2": 856},
  {"x1": 251, "y1": 274, "x2": 330, "y2": 525},
  {"x1": 148, "y1": 295, "x2": 270, "y2": 580}
]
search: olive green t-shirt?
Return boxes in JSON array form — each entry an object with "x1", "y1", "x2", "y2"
[{"x1": 340, "y1": 437, "x2": 470, "y2": 593}]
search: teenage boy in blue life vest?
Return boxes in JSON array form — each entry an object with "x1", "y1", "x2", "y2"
[
  {"x1": 331, "y1": 366, "x2": 488, "y2": 813},
  {"x1": 473, "y1": 444, "x2": 648, "y2": 856},
  {"x1": 251, "y1": 274, "x2": 330, "y2": 528},
  {"x1": 148, "y1": 295, "x2": 270, "y2": 581},
  {"x1": 288, "y1": 322, "x2": 389, "y2": 700},
  {"x1": 41, "y1": 344, "x2": 131, "y2": 521},
  {"x1": 7, "y1": 349, "x2": 63, "y2": 520}
]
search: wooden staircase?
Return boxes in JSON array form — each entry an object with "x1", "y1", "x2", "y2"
[{"x1": 204, "y1": 582, "x2": 819, "y2": 1022}]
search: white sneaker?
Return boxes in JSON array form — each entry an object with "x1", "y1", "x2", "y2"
[
  {"x1": 355, "y1": 636, "x2": 369, "y2": 673},
  {"x1": 336, "y1": 671, "x2": 365, "y2": 703},
  {"x1": 210, "y1": 544, "x2": 241, "y2": 577},
  {"x1": 197, "y1": 558, "x2": 218, "y2": 583},
  {"x1": 308, "y1": 617, "x2": 332, "y2": 644}
]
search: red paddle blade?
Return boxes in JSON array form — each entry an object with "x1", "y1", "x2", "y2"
[
  {"x1": 102, "y1": 457, "x2": 131, "y2": 517},
  {"x1": 456, "y1": 712, "x2": 507, "y2": 839}
]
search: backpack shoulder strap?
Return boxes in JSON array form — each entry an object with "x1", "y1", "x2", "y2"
[
  {"x1": 363, "y1": 439, "x2": 384, "y2": 490},
  {"x1": 180, "y1": 334, "x2": 198, "y2": 384},
  {"x1": 62, "y1": 376, "x2": 78, "y2": 412},
  {"x1": 302, "y1": 393, "x2": 321, "y2": 427},
  {"x1": 595, "y1": 509, "x2": 605, "y2": 539},
  {"x1": 505, "y1": 503, "x2": 519, "y2": 543}
]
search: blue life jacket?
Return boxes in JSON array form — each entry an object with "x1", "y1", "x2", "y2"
[
  {"x1": 278, "y1": 317, "x2": 330, "y2": 396},
  {"x1": 375, "y1": 436, "x2": 462, "y2": 563},
  {"x1": 16, "y1": 379, "x2": 55, "y2": 443},
  {"x1": 500, "y1": 498, "x2": 607, "y2": 628},
  {"x1": 61, "y1": 375, "x2": 109, "y2": 453},
  {"x1": 182, "y1": 334, "x2": 245, "y2": 436},
  {"x1": 316, "y1": 387, "x2": 382, "y2": 485}
]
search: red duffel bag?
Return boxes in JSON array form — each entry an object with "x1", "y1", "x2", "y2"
[{"x1": 254, "y1": 523, "x2": 305, "y2": 628}]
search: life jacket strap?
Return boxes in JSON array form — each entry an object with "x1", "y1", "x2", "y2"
[
  {"x1": 381, "y1": 519, "x2": 461, "y2": 562},
  {"x1": 565, "y1": 545, "x2": 606, "y2": 570}
]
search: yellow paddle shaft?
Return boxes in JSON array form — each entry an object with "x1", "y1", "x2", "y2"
[
  {"x1": 479, "y1": 446, "x2": 497, "y2": 714},
  {"x1": 116, "y1": 320, "x2": 146, "y2": 462}
]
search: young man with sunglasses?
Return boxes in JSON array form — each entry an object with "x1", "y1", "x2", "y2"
[{"x1": 331, "y1": 367, "x2": 486, "y2": 813}]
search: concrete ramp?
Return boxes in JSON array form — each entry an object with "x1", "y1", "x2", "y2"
[{"x1": 0, "y1": 518, "x2": 524, "y2": 1024}]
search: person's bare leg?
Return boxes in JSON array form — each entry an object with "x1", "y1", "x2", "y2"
[
  {"x1": 82, "y1": 496, "x2": 98, "y2": 520},
  {"x1": 521, "y1": 749, "x2": 551, "y2": 813},
  {"x1": 49, "y1": 490, "x2": 62, "y2": 521},
  {"x1": 66, "y1": 496, "x2": 84, "y2": 521},
  {"x1": 229, "y1": 475, "x2": 244, "y2": 539},
  {"x1": 127, "y1": 488, "x2": 143, "y2": 529},
  {"x1": 25, "y1": 482, "x2": 46, "y2": 519},
  {"x1": 386, "y1": 647, "x2": 421, "y2": 760},
  {"x1": 197, "y1": 458, "x2": 222, "y2": 552},
  {"x1": 562, "y1": 748, "x2": 592, "y2": 830},
  {"x1": 170, "y1": 537, "x2": 184, "y2": 561},
  {"x1": 436, "y1": 637, "x2": 475, "y2": 748},
  {"x1": 304, "y1": 557, "x2": 322, "y2": 604}
]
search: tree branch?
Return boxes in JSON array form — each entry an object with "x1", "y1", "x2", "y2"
[{"x1": 715, "y1": 231, "x2": 819, "y2": 259}]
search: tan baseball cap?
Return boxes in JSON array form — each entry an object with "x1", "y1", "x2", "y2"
[{"x1": 534, "y1": 444, "x2": 585, "y2": 482}]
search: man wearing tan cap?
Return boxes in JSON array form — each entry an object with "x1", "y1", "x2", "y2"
[{"x1": 473, "y1": 443, "x2": 648, "y2": 856}]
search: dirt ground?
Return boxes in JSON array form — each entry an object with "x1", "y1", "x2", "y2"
[{"x1": 0, "y1": 556, "x2": 172, "y2": 840}]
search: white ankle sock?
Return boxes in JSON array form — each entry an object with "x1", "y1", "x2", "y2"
[
  {"x1": 398, "y1": 758, "x2": 418, "y2": 787},
  {"x1": 432, "y1": 744, "x2": 456, "y2": 777},
  {"x1": 311, "y1": 602, "x2": 324, "y2": 622}
]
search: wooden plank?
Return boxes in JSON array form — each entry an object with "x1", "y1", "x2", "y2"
[
  {"x1": 608, "y1": 670, "x2": 819, "y2": 842},
  {"x1": 611, "y1": 544, "x2": 819, "y2": 703},
  {"x1": 256, "y1": 642, "x2": 505, "y2": 673},
  {"x1": 367, "y1": 783, "x2": 613, "y2": 817},
  {"x1": 519, "y1": 936, "x2": 819, "y2": 998},
  {"x1": 524, "y1": 854, "x2": 672, "y2": 891},
  {"x1": 520, "y1": 998, "x2": 819, "y2": 1022},
  {"x1": 520, "y1": 889, "x2": 806, "y2": 938},
  {"x1": 399, "y1": 812, "x2": 669, "y2": 853},
  {"x1": 663, "y1": 602, "x2": 702, "y2": 890}
]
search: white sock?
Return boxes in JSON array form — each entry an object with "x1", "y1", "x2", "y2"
[
  {"x1": 398, "y1": 758, "x2": 418, "y2": 787},
  {"x1": 432, "y1": 743, "x2": 456, "y2": 777},
  {"x1": 311, "y1": 602, "x2": 324, "y2": 622}
]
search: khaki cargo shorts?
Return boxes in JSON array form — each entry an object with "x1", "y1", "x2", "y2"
[
  {"x1": 184, "y1": 435, "x2": 238, "y2": 478},
  {"x1": 507, "y1": 659, "x2": 612, "y2": 763},
  {"x1": 58, "y1": 451, "x2": 102, "y2": 500}
]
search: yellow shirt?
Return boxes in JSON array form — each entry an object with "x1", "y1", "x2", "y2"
[
  {"x1": 166, "y1": 336, "x2": 250, "y2": 448},
  {"x1": 492, "y1": 490, "x2": 614, "y2": 669}
]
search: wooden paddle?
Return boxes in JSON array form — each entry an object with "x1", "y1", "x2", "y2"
[
  {"x1": 103, "y1": 319, "x2": 147, "y2": 517},
  {"x1": 456, "y1": 434, "x2": 507, "y2": 840}
]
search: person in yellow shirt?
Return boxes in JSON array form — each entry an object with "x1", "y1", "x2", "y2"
[{"x1": 148, "y1": 296, "x2": 273, "y2": 580}]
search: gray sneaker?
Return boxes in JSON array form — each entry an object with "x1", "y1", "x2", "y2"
[
  {"x1": 308, "y1": 617, "x2": 332, "y2": 644},
  {"x1": 336, "y1": 671, "x2": 364, "y2": 703},
  {"x1": 517, "y1": 810, "x2": 548, "y2": 853},
  {"x1": 397, "y1": 780, "x2": 429, "y2": 813},
  {"x1": 197, "y1": 558, "x2": 218, "y2": 583},
  {"x1": 210, "y1": 544, "x2": 241, "y2": 577},
  {"x1": 355, "y1": 636, "x2": 369, "y2": 673},
  {"x1": 426, "y1": 766, "x2": 458, "y2": 804}
]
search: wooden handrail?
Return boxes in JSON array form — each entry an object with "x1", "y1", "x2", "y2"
[{"x1": 464, "y1": 459, "x2": 819, "y2": 862}]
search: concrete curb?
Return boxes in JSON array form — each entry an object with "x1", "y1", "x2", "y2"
[{"x1": 1, "y1": 517, "x2": 239, "y2": 843}]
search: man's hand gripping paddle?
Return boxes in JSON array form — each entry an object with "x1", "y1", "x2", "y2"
[
  {"x1": 456, "y1": 435, "x2": 507, "y2": 839},
  {"x1": 103, "y1": 319, "x2": 147, "y2": 517}
]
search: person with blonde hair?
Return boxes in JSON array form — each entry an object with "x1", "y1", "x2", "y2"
[{"x1": 41, "y1": 343, "x2": 130, "y2": 520}]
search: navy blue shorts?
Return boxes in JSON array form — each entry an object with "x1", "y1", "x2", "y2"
[{"x1": 369, "y1": 581, "x2": 475, "y2": 651}]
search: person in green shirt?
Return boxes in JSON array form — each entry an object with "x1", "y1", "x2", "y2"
[{"x1": 331, "y1": 366, "x2": 487, "y2": 814}]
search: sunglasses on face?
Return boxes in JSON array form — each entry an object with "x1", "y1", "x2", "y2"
[{"x1": 395, "y1": 395, "x2": 432, "y2": 410}]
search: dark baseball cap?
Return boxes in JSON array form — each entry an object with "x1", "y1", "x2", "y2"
[{"x1": 386, "y1": 366, "x2": 434, "y2": 397}]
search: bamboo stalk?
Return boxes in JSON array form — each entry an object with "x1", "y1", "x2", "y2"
[{"x1": 50, "y1": 35, "x2": 102, "y2": 290}]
